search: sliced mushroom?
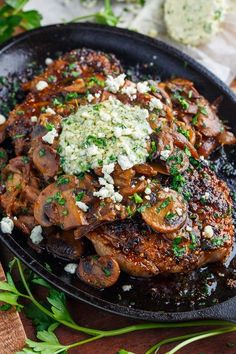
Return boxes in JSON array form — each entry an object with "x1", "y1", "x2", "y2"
[
  {"x1": 141, "y1": 189, "x2": 187, "y2": 234},
  {"x1": 217, "y1": 130, "x2": 236, "y2": 146},
  {"x1": 34, "y1": 183, "x2": 57, "y2": 227},
  {"x1": 113, "y1": 165, "x2": 135, "y2": 188},
  {"x1": 198, "y1": 137, "x2": 218, "y2": 158},
  {"x1": 32, "y1": 144, "x2": 59, "y2": 178},
  {"x1": 0, "y1": 122, "x2": 7, "y2": 144},
  {"x1": 165, "y1": 148, "x2": 189, "y2": 174},
  {"x1": 195, "y1": 100, "x2": 222, "y2": 137},
  {"x1": 63, "y1": 78, "x2": 86, "y2": 93},
  {"x1": 46, "y1": 230, "x2": 84, "y2": 261},
  {"x1": 134, "y1": 163, "x2": 168, "y2": 176},
  {"x1": 119, "y1": 180, "x2": 147, "y2": 197},
  {"x1": 172, "y1": 131, "x2": 198, "y2": 159},
  {"x1": 77, "y1": 255, "x2": 120, "y2": 288},
  {"x1": 14, "y1": 215, "x2": 36, "y2": 235},
  {"x1": 34, "y1": 177, "x2": 77, "y2": 227}
]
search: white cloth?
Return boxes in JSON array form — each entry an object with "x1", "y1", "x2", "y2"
[{"x1": 25, "y1": 0, "x2": 236, "y2": 84}]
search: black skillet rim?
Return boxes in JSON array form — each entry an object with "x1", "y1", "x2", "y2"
[{"x1": 0, "y1": 23, "x2": 236, "y2": 322}]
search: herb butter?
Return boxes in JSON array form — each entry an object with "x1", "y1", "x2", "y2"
[
  {"x1": 164, "y1": 0, "x2": 227, "y2": 46},
  {"x1": 59, "y1": 97, "x2": 152, "y2": 175}
]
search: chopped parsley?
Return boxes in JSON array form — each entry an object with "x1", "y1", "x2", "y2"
[
  {"x1": 0, "y1": 150, "x2": 6, "y2": 158},
  {"x1": 173, "y1": 92, "x2": 189, "y2": 110},
  {"x1": 131, "y1": 193, "x2": 143, "y2": 204},
  {"x1": 65, "y1": 92, "x2": 79, "y2": 101},
  {"x1": 75, "y1": 191, "x2": 85, "y2": 202},
  {"x1": 86, "y1": 135, "x2": 107, "y2": 148},
  {"x1": 199, "y1": 106, "x2": 208, "y2": 116},
  {"x1": 156, "y1": 197, "x2": 171, "y2": 213},
  {"x1": 46, "y1": 191, "x2": 66, "y2": 206},
  {"x1": 165, "y1": 212, "x2": 176, "y2": 221},
  {"x1": 172, "y1": 237, "x2": 186, "y2": 258},
  {"x1": 189, "y1": 232, "x2": 197, "y2": 250},
  {"x1": 211, "y1": 235, "x2": 228, "y2": 247},
  {"x1": 177, "y1": 126, "x2": 190, "y2": 140},
  {"x1": 88, "y1": 76, "x2": 105, "y2": 88},
  {"x1": 56, "y1": 176, "x2": 70, "y2": 185},
  {"x1": 102, "y1": 267, "x2": 111, "y2": 277},
  {"x1": 47, "y1": 75, "x2": 57, "y2": 83},
  {"x1": 45, "y1": 122, "x2": 55, "y2": 131},
  {"x1": 39, "y1": 148, "x2": 46, "y2": 157}
]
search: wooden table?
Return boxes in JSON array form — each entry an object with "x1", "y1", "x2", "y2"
[
  {"x1": 0, "y1": 8, "x2": 235, "y2": 351},
  {"x1": 20, "y1": 301, "x2": 236, "y2": 354},
  {"x1": 0, "y1": 247, "x2": 236, "y2": 354}
]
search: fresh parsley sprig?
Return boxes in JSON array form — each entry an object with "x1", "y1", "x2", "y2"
[
  {"x1": 0, "y1": 0, "x2": 42, "y2": 44},
  {"x1": 0, "y1": 258, "x2": 235, "y2": 353},
  {"x1": 71, "y1": 0, "x2": 120, "y2": 26}
]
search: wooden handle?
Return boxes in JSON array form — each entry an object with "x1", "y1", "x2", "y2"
[{"x1": 0, "y1": 263, "x2": 26, "y2": 354}]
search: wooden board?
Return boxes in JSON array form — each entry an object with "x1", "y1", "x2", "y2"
[{"x1": 0, "y1": 264, "x2": 26, "y2": 354}]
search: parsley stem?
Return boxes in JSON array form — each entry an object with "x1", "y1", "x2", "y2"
[
  {"x1": 167, "y1": 326, "x2": 236, "y2": 354},
  {"x1": 70, "y1": 14, "x2": 97, "y2": 22},
  {"x1": 15, "y1": 259, "x2": 236, "y2": 344},
  {"x1": 17, "y1": 259, "x2": 60, "y2": 319},
  {"x1": 145, "y1": 328, "x2": 229, "y2": 354},
  {"x1": 66, "y1": 335, "x2": 104, "y2": 350}
]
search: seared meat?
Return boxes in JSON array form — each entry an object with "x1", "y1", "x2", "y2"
[
  {"x1": 87, "y1": 166, "x2": 234, "y2": 277},
  {"x1": 0, "y1": 48, "x2": 235, "y2": 288}
]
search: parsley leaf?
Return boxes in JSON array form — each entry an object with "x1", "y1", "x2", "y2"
[
  {"x1": 0, "y1": 1, "x2": 42, "y2": 44},
  {"x1": 47, "y1": 289, "x2": 74, "y2": 323}
]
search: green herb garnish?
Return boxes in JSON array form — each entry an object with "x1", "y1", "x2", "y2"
[
  {"x1": 39, "y1": 148, "x2": 46, "y2": 157},
  {"x1": 177, "y1": 126, "x2": 190, "y2": 140},
  {"x1": 75, "y1": 191, "x2": 85, "y2": 202},
  {"x1": 0, "y1": 258, "x2": 235, "y2": 354},
  {"x1": 56, "y1": 176, "x2": 70, "y2": 185},
  {"x1": 172, "y1": 237, "x2": 186, "y2": 258},
  {"x1": 0, "y1": 0, "x2": 42, "y2": 44},
  {"x1": 156, "y1": 197, "x2": 171, "y2": 213},
  {"x1": 131, "y1": 193, "x2": 143, "y2": 204}
]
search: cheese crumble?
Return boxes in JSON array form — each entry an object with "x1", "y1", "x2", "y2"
[
  {"x1": 59, "y1": 97, "x2": 152, "y2": 175},
  {"x1": 30, "y1": 225, "x2": 43, "y2": 244},
  {"x1": 0, "y1": 217, "x2": 14, "y2": 234}
]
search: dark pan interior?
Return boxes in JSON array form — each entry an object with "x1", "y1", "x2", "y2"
[{"x1": 0, "y1": 23, "x2": 236, "y2": 322}]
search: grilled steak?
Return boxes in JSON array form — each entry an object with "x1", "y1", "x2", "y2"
[{"x1": 0, "y1": 48, "x2": 235, "y2": 287}]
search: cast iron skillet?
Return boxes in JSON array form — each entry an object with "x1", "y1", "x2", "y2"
[{"x1": 0, "y1": 23, "x2": 236, "y2": 322}]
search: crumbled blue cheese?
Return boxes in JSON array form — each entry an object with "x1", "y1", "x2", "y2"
[
  {"x1": 59, "y1": 97, "x2": 152, "y2": 175},
  {"x1": 30, "y1": 225, "x2": 43, "y2": 244},
  {"x1": 76, "y1": 201, "x2": 89, "y2": 212},
  {"x1": 31, "y1": 116, "x2": 38, "y2": 123},
  {"x1": 36, "y1": 80, "x2": 49, "y2": 91},
  {"x1": 160, "y1": 149, "x2": 171, "y2": 161},
  {"x1": 121, "y1": 83, "x2": 137, "y2": 100},
  {"x1": 87, "y1": 94, "x2": 94, "y2": 103},
  {"x1": 149, "y1": 97, "x2": 164, "y2": 111},
  {"x1": 122, "y1": 284, "x2": 132, "y2": 292},
  {"x1": 94, "y1": 178, "x2": 123, "y2": 202},
  {"x1": 105, "y1": 74, "x2": 126, "y2": 93},
  {"x1": 64, "y1": 263, "x2": 78, "y2": 274},
  {"x1": 42, "y1": 128, "x2": 58, "y2": 144},
  {"x1": 45, "y1": 57, "x2": 53, "y2": 65},
  {"x1": 46, "y1": 107, "x2": 56, "y2": 115},
  {"x1": 137, "y1": 82, "x2": 150, "y2": 94},
  {"x1": 0, "y1": 114, "x2": 6, "y2": 125},
  {"x1": 0, "y1": 217, "x2": 14, "y2": 234},
  {"x1": 145, "y1": 187, "x2": 152, "y2": 195},
  {"x1": 176, "y1": 208, "x2": 183, "y2": 216},
  {"x1": 203, "y1": 225, "x2": 214, "y2": 238}
]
